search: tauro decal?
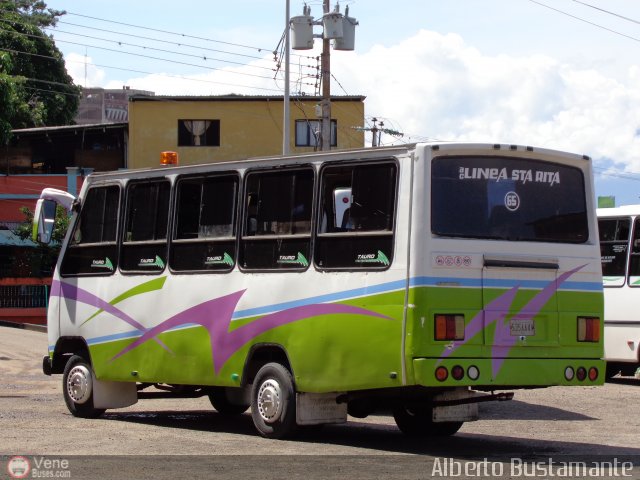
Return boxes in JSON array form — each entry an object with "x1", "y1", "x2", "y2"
[
  {"x1": 138, "y1": 255, "x2": 165, "y2": 269},
  {"x1": 91, "y1": 257, "x2": 114, "y2": 271},
  {"x1": 356, "y1": 250, "x2": 390, "y2": 266},
  {"x1": 277, "y1": 252, "x2": 309, "y2": 267},
  {"x1": 205, "y1": 252, "x2": 234, "y2": 267}
]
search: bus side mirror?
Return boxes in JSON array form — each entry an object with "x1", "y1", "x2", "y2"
[{"x1": 32, "y1": 198, "x2": 57, "y2": 244}]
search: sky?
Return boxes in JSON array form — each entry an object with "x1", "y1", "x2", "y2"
[{"x1": 41, "y1": 0, "x2": 640, "y2": 206}]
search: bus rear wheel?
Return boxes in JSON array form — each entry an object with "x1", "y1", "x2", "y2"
[
  {"x1": 392, "y1": 405, "x2": 462, "y2": 437},
  {"x1": 62, "y1": 355, "x2": 106, "y2": 418},
  {"x1": 208, "y1": 387, "x2": 249, "y2": 415},
  {"x1": 250, "y1": 362, "x2": 297, "y2": 439}
]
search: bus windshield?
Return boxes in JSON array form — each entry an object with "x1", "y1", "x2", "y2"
[{"x1": 431, "y1": 155, "x2": 588, "y2": 243}]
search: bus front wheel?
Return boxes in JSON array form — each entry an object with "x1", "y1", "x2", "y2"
[
  {"x1": 62, "y1": 355, "x2": 106, "y2": 418},
  {"x1": 250, "y1": 362, "x2": 297, "y2": 439},
  {"x1": 393, "y1": 405, "x2": 462, "y2": 437}
]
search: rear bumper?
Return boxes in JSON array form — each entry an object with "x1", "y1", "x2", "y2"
[{"x1": 413, "y1": 357, "x2": 606, "y2": 388}]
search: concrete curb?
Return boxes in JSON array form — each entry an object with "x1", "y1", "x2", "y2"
[{"x1": 0, "y1": 320, "x2": 47, "y2": 333}]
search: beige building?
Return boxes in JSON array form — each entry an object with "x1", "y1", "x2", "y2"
[{"x1": 127, "y1": 95, "x2": 366, "y2": 169}]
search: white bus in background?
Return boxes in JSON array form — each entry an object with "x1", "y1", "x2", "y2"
[{"x1": 597, "y1": 205, "x2": 640, "y2": 377}]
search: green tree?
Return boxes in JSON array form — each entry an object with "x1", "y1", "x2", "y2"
[
  {"x1": 13, "y1": 204, "x2": 69, "y2": 276},
  {"x1": 0, "y1": 0, "x2": 79, "y2": 145}
]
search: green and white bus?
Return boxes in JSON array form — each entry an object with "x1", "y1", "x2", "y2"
[
  {"x1": 597, "y1": 205, "x2": 640, "y2": 377},
  {"x1": 35, "y1": 143, "x2": 604, "y2": 439}
]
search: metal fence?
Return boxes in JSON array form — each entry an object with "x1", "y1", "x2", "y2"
[{"x1": 0, "y1": 285, "x2": 48, "y2": 308}]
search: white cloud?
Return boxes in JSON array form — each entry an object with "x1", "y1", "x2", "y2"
[
  {"x1": 64, "y1": 53, "x2": 106, "y2": 88},
  {"x1": 63, "y1": 29, "x2": 640, "y2": 172},
  {"x1": 331, "y1": 29, "x2": 640, "y2": 171}
]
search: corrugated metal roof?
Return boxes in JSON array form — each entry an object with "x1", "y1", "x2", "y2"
[{"x1": 12, "y1": 122, "x2": 128, "y2": 135}]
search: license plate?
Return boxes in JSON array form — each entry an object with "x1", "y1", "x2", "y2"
[{"x1": 510, "y1": 318, "x2": 535, "y2": 336}]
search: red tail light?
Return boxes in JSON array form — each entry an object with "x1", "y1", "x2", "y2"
[
  {"x1": 435, "y1": 314, "x2": 465, "y2": 341},
  {"x1": 577, "y1": 317, "x2": 600, "y2": 342}
]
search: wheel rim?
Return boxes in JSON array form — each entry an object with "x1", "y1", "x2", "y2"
[
  {"x1": 257, "y1": 378, "x2": 282, "y2": 423},
  {"x1": 66, "y1": 365, "x2": 92, "y2": 404}
]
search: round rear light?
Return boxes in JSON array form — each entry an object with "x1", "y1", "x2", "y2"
[
  {"x1": 588, "y1": 367, "x2": 598, "y2": 381},
  {"x1": 451, "y1": 365, "x2": 464, "y2": 380},
  {"x1": 435, "y1": 366, "x2": 448, "y2": 382},
  {"x1": 576, "y1": 367, "x2": 587, "y2": 381},
  {"x1": 467, "y1": 365, "x2": 480, "y2": 381},
  {"x1": 564, "y1": 366, "x2": 575, "y2": 381}
]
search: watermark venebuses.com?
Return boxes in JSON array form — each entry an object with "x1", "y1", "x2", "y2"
[
  {"x1": 432, "y1": 457, "x2": 635, "y2": 478},
  {"x1": 6, "y1": 456, "x2": 71, "y2": 479}
]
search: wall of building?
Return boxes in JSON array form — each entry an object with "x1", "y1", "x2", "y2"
[
  {"x1": 0, "y1": 174, "x2": 83, "y2": 223},
  {"x1": 128, "y1": 96, "x2": 365, "y2": 169}
]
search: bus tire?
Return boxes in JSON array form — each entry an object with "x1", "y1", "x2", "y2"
[
  {"x1": 62, "y1": 355, "x2": 106, "y2": 419},
  {"x1": 208, "y1": 388, "x2": 249, "y2": 415},
  {"x1": 250, "y1": 362, "x2": 297, "y2": 439},
  {"x1": 392, "y1": 405, "x2": 462, "y2": 437}
]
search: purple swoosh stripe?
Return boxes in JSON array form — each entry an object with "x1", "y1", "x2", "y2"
[
  {"x1": 110, "y1": 290, "x2": 391, "y2": 374},
  {"x1": 51, "y1": 280, "x2": 171, "y2": 353},
  {"x1": 490, "y1": 264, "x2": 586, "y2": 377},
  {"x1": 437, "y1": 286, "x2": 519, "y2": 363},
  {"x1": 211, "y1": 303, "x2": 390, "y2": 374}
]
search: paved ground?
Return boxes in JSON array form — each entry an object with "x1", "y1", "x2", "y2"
[{"x1": 1, "y1": 325, "x2": 639, "y2": 479}]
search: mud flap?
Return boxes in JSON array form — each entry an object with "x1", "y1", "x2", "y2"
[
  {"x1": 92, "y1": 372, "x2": 138, "y2": 409},
  {"x1": 296, "y1": 392, "x2": 347, "y2": 425},
  {"x1": 432, "y1": 390, "x2": 480, "y2": 423}
]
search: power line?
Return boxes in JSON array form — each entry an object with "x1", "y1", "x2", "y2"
[
  {"x1": 47, "y1": 26, "x2": 278, "y2": 73},
  {"x1": 528, "y1": 0, "x2": 640, "y2": 43},
  {"x1": 0, "y1": 23, "x2": 281, "y2": 80},
  {"x1": 55, "y1": 20, "x2": 270, "y2": 62},
  {"x1": 22, "y1": 85, "x2": 80, "y2": 98},
  {"x1": 9, "y1": 75, "x2": 79, "y2": 90},
  {"x1": 0, "y1": 10, "x2": 318, "y2": 93},
  {"x1": 570, "y1": 0, "x2": 640, "y2": 26},
  {"x1": 62, "y1": 10, "x2": 267, "y2": 53},
  {"x1": 0, "y1": 46, "x2": 287, "y2": 93}
]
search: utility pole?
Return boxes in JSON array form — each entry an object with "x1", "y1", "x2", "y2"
[
  {"x1": 356, "y1": 117, "x2": 404, "y2": 147},
  {"x1": 283, "y1": 0, "x2": 291, "y2": 155},
  {"x1": 320, "y1": 0, "x2": 331, "y2": 151},
  {"x1": 289, "y1": 3, "x2": 358, "y2": 152}
]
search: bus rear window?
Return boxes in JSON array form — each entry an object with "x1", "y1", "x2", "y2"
[{"x1": 431, "y1": 156, "x2": 588, "y2": 243}]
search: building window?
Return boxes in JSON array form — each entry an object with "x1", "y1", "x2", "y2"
[
  {"x1": 178, "y1": 120, "x2": 220, "y2": 147},
  {"x1": 295, "y1": 119, "x2": 337, "y2": 147}
]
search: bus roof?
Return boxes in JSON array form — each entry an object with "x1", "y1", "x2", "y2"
[
  {"x1": 597, "y1": 205, "x2": 640, "y2": 217},
  {"x1": 84, "y1": 141, "x2": 590, "y2": 183}
]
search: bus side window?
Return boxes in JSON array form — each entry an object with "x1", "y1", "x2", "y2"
[
  {"x1": 315, "y1": 161, "x2": 397, "y2": 270},
  {"x1": 120, "y1": 180, "x2": 170, "y2": 274},
  {"x1": 60, "y1": 185, "x2": 120, "y2": 276},
  {"x1": 628, "y1": 218, "x2": 640, "y2": 283},
  {"x1": 599, "y1": 217, "x2": 630, "y2": 282},
  {"x1": 240, "y1": 167, "x2": 314, "y2": 270},
  {"x1": 170, "y1": 173, "x2": 238, "y2": 272}
]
